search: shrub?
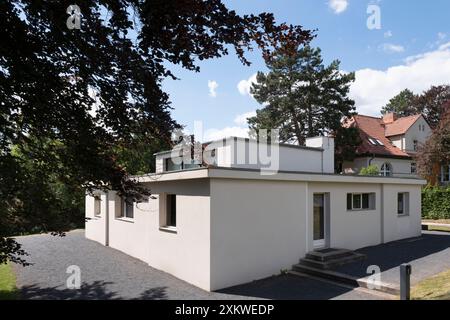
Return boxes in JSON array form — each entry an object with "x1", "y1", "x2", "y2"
[
  {"x1": 359, "y1": 165, "x2": 379, "y2": 176},
  {"x1": 422, "y1": 186, "x2": 450, "y2": 219}
]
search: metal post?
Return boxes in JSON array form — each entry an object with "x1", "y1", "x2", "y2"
[{"x1": 400, "y1": 264, "x2": 411, "y2": 300}]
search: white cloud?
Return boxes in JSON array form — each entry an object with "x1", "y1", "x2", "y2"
[
  {"x1": 438, "y1": 32, "x2": 447, "y2": 40},
  {"x1": 237, "y1": 73, "x2": 257, "y2": 96},
  {"x1": 349, "y1": 41, "x2": 450, "y2": 116},
  {"x1": 328, "y1": 0, "x2": 348, "y2": 14},
  {"x1": 203, "y1": 126, "x2": 249, "y2": 141},
  {"x1": 384, "y1": 30, "x2": 393, "y2": 38},
  {"x1": 380, "y1": 43, "x2": 405, "y2": 53},
  {"x1": 208, "y1": 80, "x2": 218, "y2": 97},
  {"x1": 234, "y1": 111, "x2": 257, "y2": 126}
]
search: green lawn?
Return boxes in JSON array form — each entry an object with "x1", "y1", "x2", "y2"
[
  {"x1": 412, "y1": 269, "x2": 450, "y2": 300},
  {"x1": 0, "y1": 262, "x2": 18, "y2": 300}
]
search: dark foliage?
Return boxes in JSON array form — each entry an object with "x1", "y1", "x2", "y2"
[{"x1": 0, "y1": 1, "x2": 312, "y2": 263}]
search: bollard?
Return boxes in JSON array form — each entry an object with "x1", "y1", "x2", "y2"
[{"x1": 400, "y1": 264, "x2": 411, "y2": 300}]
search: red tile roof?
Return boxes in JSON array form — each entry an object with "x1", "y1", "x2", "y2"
[
  {"x1": 384, "y1": 114, "x2": 422, "y2": 137},
  {"x1": 344, "y1": 114, "x2": 415, "y2": 158}
]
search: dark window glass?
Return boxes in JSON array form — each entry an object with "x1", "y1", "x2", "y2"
[
  {"x1": 362, "y1": 193, "x2": 369, "y2": 209},
  {"x1": 166, "y1": 194, "x2": 177, "y2": 227}
]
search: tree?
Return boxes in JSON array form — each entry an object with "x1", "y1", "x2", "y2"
[
  {"x1": 416, "y1": 103, "x2": 450, "y2": 184},
  {"x1": 0, "y1": 0, "x2": 313, "y2": 264},
  {"x1": 381, "y1": 89, "x2": 416, "y2": 116},
  {"x1": 413, "y1": 85, "x2": 450, "y2": 128},
  {"x1": 358, "y1": 165, "x2": 379, "y2": 176},
  {"x1": 334, "y1": 126, "x2": 362, "y2": 172},
  {"x1": 247, "y1": 45, "x2": 355, "y2": 145},
  {"x1": 381, "y1": 85, "x2": 450, "y2": 128}
]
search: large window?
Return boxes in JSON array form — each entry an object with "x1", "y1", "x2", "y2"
[
  {"x1": 347, "y1": 193, "x2": 375, "y2": 211},
  {"x1": 380, "y1": 163, "x2": 392, "y2": 177},
  {"x1": 442, "y1": 164, "x2": 450, "y2": 183},
  {"x1": 397, "y1": 192, "x2": 410, "y2": 216},
  {"x1": 118, "y1": 196, "x2": 134, "y2": 219}
]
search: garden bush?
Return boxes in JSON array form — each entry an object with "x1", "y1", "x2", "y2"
[{"x1": 422, "y1": 186, "x2": 450, "y2": 219}]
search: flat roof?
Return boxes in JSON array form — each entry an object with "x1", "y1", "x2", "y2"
[
  {"x1": 153, "y1": 136, "x2": 323, "y2": 156},
  {"x1": 135, "y1": 166, "x2": 426, "y2": 186}
]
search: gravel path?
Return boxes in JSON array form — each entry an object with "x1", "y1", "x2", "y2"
[{"x1": 12, "y1": 230, "x2": 385, "y2": 300}]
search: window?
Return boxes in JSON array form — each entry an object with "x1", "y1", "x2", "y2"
[
  {"x1": 368, "y1": 138, "x2": 377, "y2": 145},
  {"x1": 94, "y1": 194, "x2": 101, "y2": 216},
  {"x1": 159, "y1": 194, "x2": 177, "y2": 230},
  {"x1": 442, "y1": 164, "x2": 450, "y2": 182},
  {"x1": 411, "y1": 162, "x2": 417, "y2": 174},
  {"x1": 397, "y1": 192, "x2": 409, "y2": 216},
  {"x1": 119, "y1": 196, "x2": 134, "y2": 219},
  {"x1": 376, "y1": 139, "x2": 384, "y2": 146},
  {"x1": 380, "y1": 162, "x2": 392, "y2": 176},
  {"x1": 413, "y1": 140, "x2": 418, "y2": 152},
  {"x1": 347, "y1": 193, "x2": 375, "y2": 211}
]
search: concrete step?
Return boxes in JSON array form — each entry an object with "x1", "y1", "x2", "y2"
[
  {"x1": 305, "y1": 248, "x2": 361, "y2": 262},
  {"x1": 292, "y1": 264, "x2": 400, "y2": 296},
  {"x1": 300, "y1": 252, "x2": 366, "y2": 270}
]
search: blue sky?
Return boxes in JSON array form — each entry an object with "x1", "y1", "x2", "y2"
[{"x1": 161, "y1": 0, "x2": 450, "y2": 141}]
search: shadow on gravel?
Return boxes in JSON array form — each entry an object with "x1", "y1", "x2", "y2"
[{"x1": 19, "y1": 281, "x2": 168, "y2": 300}]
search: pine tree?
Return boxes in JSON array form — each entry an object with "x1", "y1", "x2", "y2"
[{"x1": 248, "y1": 45, "x2": 355, "y2": 145}]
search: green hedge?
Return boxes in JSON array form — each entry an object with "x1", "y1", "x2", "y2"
[{"x1": 422, "y1": 186, "x2": 450, "y2": 219}]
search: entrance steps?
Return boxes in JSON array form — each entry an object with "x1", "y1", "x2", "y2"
[{"x1": 292, "y1": 248, "x2": 399, "y2": 295}]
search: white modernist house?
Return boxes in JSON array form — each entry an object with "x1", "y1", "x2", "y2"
[{"x1": 85, "y1": 136, "x2": 425, "y2": 291}]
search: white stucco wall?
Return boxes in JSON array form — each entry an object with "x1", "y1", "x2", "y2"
[
  {"x1": 382, "y1": 184, "x2": 422, "y2": 243},
  {"x1": 308, "y1": 182, "x2": 382, "y2": 250},
  {"x1": 85, "y1": 179, "x2": 212, "y2": 291},
  {"x1": 85, "y1": 191, "x2": 108, "y2": 246},
  {"x1": 209, "y1": 178, "x2": 308, "y2": 291}
]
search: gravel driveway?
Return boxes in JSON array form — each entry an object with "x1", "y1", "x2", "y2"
[{"x1": 11, "y1": 230, "x2": 387, "y2": 300}]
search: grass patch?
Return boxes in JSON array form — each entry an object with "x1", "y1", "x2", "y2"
[
  {"x1": 412, "y1": 269, "x2": 450, "y2": 300},
  {"x1": 0, "y1": 262, "x2": 18, "y2": 300},
  {"x1": 423, "y1": 219, "x2": 450, "y2": 224},
  {"x1": 428, "y1": 225, "x2": 450, "y2": 232}
]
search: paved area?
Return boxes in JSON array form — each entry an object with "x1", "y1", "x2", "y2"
[
  {"x1": 12, "y1": 230, "x2": 384, "y2": 300},
  {"x1": 335, "y1": 231, "x2": 450, "y2": 286}
]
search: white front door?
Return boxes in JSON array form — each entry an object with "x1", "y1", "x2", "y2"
[{"x1": 313, "y1": 194, "x2": 326, "y2": 249}]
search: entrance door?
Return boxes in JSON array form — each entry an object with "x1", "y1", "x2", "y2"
[{"x1": 313, "y1": 194, "x2": 326, "y2": 249}]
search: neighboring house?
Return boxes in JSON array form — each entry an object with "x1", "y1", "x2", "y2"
[
  {"x1": 342, "y1": 112, "x2": 432, "y2": 178},
  {"x1": 85, "y1": 136, "x2": 425, "y2": 291}
]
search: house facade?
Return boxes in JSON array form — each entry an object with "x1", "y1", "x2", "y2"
[
  {"x1": 85, "y1": 136, "x2": 425, "y2": 291},
  {"x1": 342, "y1": 113, "x2": 432, "y2": 178}
]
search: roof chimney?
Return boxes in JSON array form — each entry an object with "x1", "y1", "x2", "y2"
[{"x1": 382, "y1": 112, "x2": 398, "y2": 124}]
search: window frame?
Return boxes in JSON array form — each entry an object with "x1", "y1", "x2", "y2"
[
  {"x1": 397, "y1": 192, "x2": 410, "y2": 216},
  {"x1": 159, "y1": 193, "x2": 178, "y2": 232},
  {"x1": 380, "y1": 162, "x2": 392, "y2": 177},
  {"x1": 410, "y1": 162, "x2": 417, "y2": 174},
  {"x1": 347, "y1": 193, "x2": 375, "y2": 211},
  {"x1": 117, "y1": 196, "x2": 134, "y2": 220},
  {"x1": 94, "y1": 194, "x2": 101, "y2": 217}
]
